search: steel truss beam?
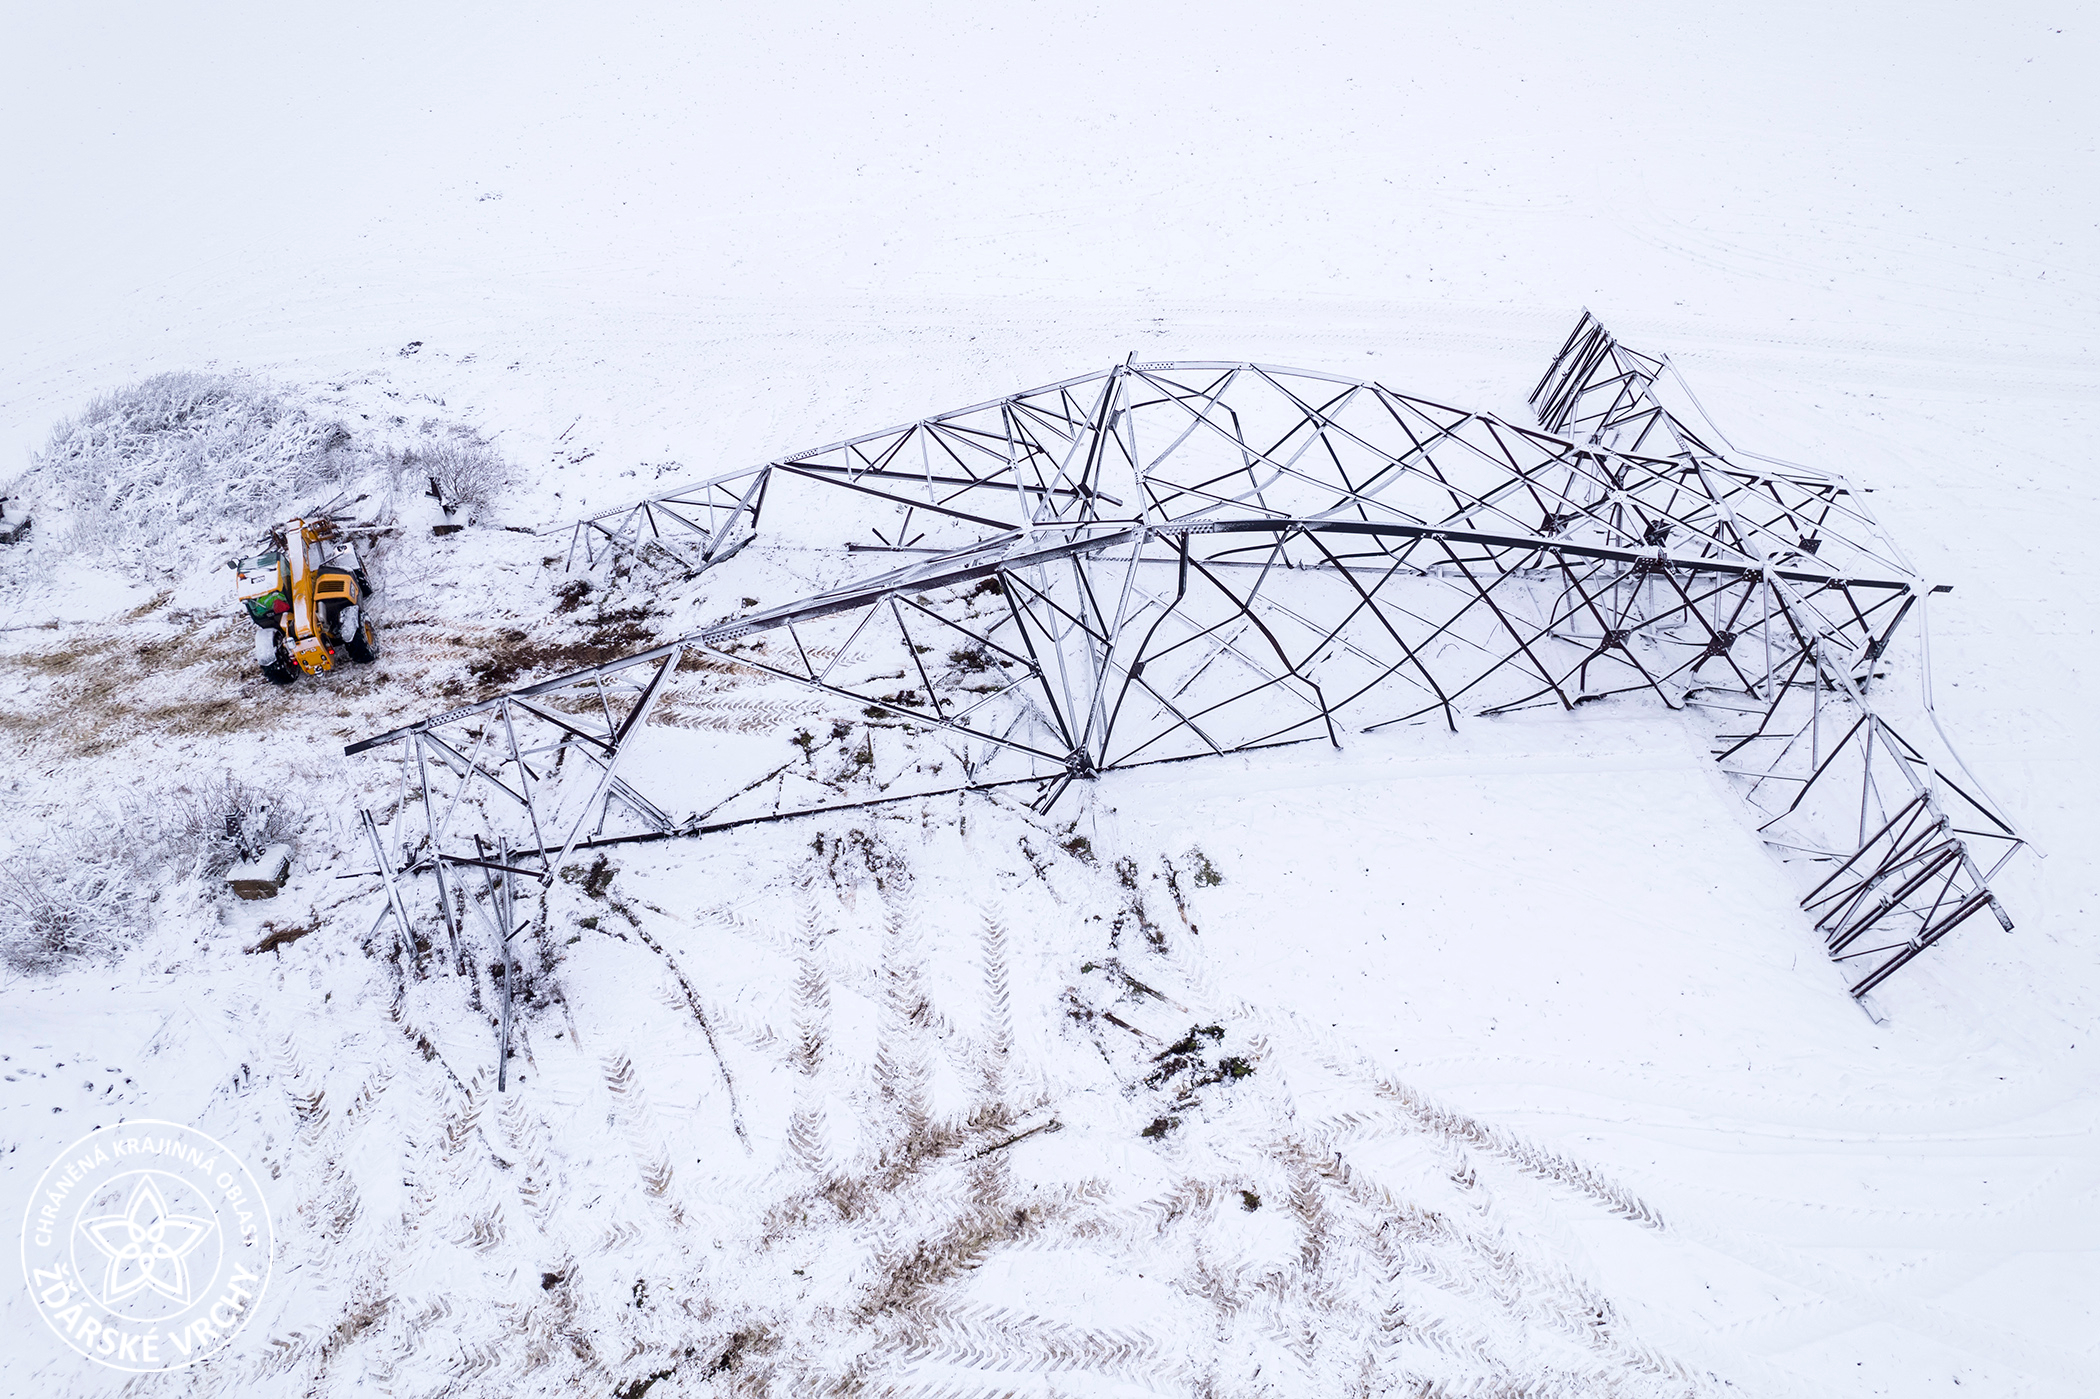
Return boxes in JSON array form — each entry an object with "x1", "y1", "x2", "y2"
[{"x1": 351, "y1": 321, "x2": 2022, "y2": 1066}]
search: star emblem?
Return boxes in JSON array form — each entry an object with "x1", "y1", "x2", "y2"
[{"x1": 78, "y1": 1175, "x2": 215, "y2": 1307}]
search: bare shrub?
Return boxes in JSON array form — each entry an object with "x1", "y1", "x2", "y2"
[
  {"x1": 162, "y1": 773, "x2": 301, "y2": 875},
  {"x1": 31, "y1": 371, "x2": 357, "y2": 573},
  {"x1": 0, "y1": 775, "x2": 307, "y2": 976},
  {"x1": 398, "y1": 434, "x2": 509, "y2": 516},
  {"x1": 0, "y1": 862, "x2": 139, "y2": 974}
]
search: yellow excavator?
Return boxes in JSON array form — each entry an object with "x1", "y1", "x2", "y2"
[{"x1": 230, "y1": 517, "x2": 378, "y2": 684}]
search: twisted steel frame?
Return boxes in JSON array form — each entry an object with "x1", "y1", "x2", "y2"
[{"x1": 348, "y1": 317, "x2": 2022, "y2": 1075}]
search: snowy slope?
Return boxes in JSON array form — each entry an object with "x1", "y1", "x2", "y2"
[{"x1": 2, "y1": 4, "x2": 2097, "y2": 1397}]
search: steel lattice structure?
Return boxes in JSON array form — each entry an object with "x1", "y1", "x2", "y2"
[{"x1": 348, "y1": 316, "x2": 2022, "y2": 1069}]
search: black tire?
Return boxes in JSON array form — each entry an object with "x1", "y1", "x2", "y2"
[
  {"x1": 261, "y1": 631, "x2": 298, "y2": 684},
  {"x1": 346, "y1": 622, "x2": 377, "y2": 664}
]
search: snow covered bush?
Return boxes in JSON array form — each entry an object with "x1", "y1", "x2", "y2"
[
  {"x1": 0, "y1": 775, "x2": 305, "y2": 975},
  {"x1": 397, "y1": 433, "x2": 509, "y2": 516},
  {"x1": 163, "y1": 773, "x2": 301, "y2": 875},
  {"x1": 0, "y1": 857, "x2": 142, "y2": 975},
  {"x1": 30, "y1": 371, "x2": 356, "y2": 573}
]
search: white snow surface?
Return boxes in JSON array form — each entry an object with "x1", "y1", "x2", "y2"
[{"x1": 1, "y1": 5, "x2": 2096, "y2": 1397}]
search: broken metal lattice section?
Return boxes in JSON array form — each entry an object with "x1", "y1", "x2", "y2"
[{"x1": 1531, "y1": 315, "x2": 2019, "y2": 996}]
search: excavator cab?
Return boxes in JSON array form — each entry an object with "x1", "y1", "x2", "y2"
[
  {"x1": 234, "y1": 553, "x2": 290, "y2": 624},
  {"x1": 231, "y1": 518, "x2": 378, "y2": 685}
]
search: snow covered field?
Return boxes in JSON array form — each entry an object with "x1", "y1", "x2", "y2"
[{"x1": 1, "y1": 5, "x2": 2095, "y2": 1396}]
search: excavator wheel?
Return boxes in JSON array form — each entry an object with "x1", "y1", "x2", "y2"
[
  {"x1": 260, "y1": 631, "x2": 298, "y2": 684},
  {"x1": 345, "y1": 621, "x2": 377, "y2": 664}
]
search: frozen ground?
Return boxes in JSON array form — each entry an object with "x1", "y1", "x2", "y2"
[{"x1": 1, "y1": 4, "x2": 2095, "y2": 1396}]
